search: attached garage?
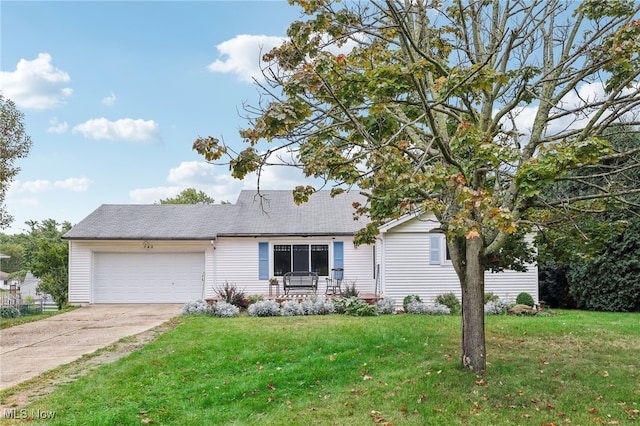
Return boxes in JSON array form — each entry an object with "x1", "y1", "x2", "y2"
[
  {"x1": 93, "y1": 252, "x2": 206, "y2": 303},
  {"x1": 63, "y1": 204, "x2": 222, "y2": 305}
]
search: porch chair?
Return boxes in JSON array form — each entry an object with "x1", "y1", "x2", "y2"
[{"x1": 325, "y1": 268, "x2": 344, "y2": 295}]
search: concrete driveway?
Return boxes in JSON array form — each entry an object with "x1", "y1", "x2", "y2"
[{"x1": 0, "y1": 304, "x2": 183, "y2": 390}]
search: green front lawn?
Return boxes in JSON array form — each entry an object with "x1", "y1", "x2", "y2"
[{"x1": 3, "y1": 311, "x2": 639, "y2": 425}]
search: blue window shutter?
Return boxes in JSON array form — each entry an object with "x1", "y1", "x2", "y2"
[
  {"x1": 333, "y1": 241, "x2": 344, "y2": 270},
  {"x1": 258, "y1": 242, "x2": 269, "y2": 279},
  {"x1": 429, "y1": 235, "x2": 442, "y2": 265}
]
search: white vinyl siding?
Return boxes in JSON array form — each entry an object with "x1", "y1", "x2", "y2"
[
  {"x1": 381, "y1": 231, "x2": 460, "y2": 304},
  {"x1": 213, "y1": 237, "x2": 374, "y2": 295},
  {"x1": 379, "y1": 212, "x2": 538, "y2": 306},
  {"x1": 484, "y1": 268, "x2": 539, "y2": 303},
  {"x1": 213, "y1": 238, "x2": 261, "y2": 294},
  {"x1": 342, "y1": 243, "x2": 375, "y2": 293},
  {"x1": 68, "y1": 241, "x2": 91, "y2": 304}
]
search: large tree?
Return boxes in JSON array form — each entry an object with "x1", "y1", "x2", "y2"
[
  {"x1": 0, "y1": 95, "x2": 32, "y2": 229},
  {"x1": 195, "y1": 0, "x2": 640, "y2": 371}
]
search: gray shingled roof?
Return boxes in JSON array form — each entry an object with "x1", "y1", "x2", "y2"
[
  {"x1": 62, "y1": 204, "x2": 236, "y2": 240},
  {"x1": 62, "y1": 190, "x2": 369, "y2": 240},
  {"x1": 225, "y1": 190, "x2": 368, "y2": 236}
]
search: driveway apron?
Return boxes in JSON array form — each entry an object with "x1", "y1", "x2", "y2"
[{"x1": 0, "y1": 304, "x2": 183, "y2": 390}]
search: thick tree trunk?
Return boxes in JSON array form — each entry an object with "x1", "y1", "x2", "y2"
[{"x1": 459, "y1": 235, "x2": 486, "y2": 372}]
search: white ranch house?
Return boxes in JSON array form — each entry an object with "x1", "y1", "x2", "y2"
[{"x1": 63, "y1": 190, "x2": 538, "y2": 306}]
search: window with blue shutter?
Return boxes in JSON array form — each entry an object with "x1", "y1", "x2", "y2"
[
  {"x1": 258, "y1": 242, "x2": 269, "y2": 279},
  {"x1": 429, "y1": 235, "x2": 442, "y2": 265}
]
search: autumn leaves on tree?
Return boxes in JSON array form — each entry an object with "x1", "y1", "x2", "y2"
[{"x1": 195, "y1": 0, "x2": 640, "y2": 371}]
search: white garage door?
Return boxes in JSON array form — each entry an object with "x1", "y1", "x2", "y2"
[{"x1": 94, "y1": 252, "x2": 205, "y2": 303}]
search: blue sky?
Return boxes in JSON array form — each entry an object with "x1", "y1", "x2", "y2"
[
  {"x1": 0, "y1": 1, "x2": 314, "y2": 234},
  {"x1": 1, "y1": 1, "x2": 632, "y2": 235}
]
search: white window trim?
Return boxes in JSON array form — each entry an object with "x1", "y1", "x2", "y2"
[{"x1": 430, "y1": 234, "x2": 452, "y2": 266}]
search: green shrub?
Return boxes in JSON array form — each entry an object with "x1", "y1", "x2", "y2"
[
  {"x1": 333, "y1": 297, "x2": 377, "y2": 316},
  {"x1": 345, "y1": 298, "x2": 377, "y2": 316},
  {"x1": 566, "y1": 219, "x2": 640, "y2": 312},
  {"x1": 403, "y1": 294, "x2": 421, "y2": 311},
  {"x1": 341, "y1": 282, "x2": 359, "y2": 298},
  {"x1": 569, "y1": 258, "x2": 640, "y2": 312},
  {"x1": 516, "y1": 292, "x2": 535, "y2": 307},
  {"x1": 246, "y1": 294, "x2": 264, "y2": 305},
  {"x1": 19, "y1": 304, "x2": 40, "y2": 316},
  {"x1": 435, "y1": 292, "x2": 461, "y2": 313},
  {"x1": 484, "y1": 292, "x2": 500, "y2": 304},
  {"x1": 1, "y1": 306, "x2": 20, "y2": 318}
]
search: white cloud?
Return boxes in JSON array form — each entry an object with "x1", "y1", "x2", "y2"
[
  {"x1": 72, "y1": 118, "x2": 160, "y2": 142},
  {"x1": 10, "y1": 177, "x2": 92, "y2": 194},
  {"x1": 167, "y1": 161, "x2": 216, "y2": 184},
  {"x1": 207, "y1": 34, "x2": 285, "y2": 83},
  {"x1": 47, "y1": 117, "x2": 69, "y2": 134},
  {"x1": 247, "y1": 165, "x2": 312, "y2": 190},
  {"x1": 129, "y1": 156, "x2": 327, "y2": 205},
  {"x1": 500, "y1": 81, "x2": 640, "y2": 143},
  {"x1": 0, "y1": 53, "x2": 72, "y2": 110},
  {"x1": 129, "y1": 161, "x2": 244, "y2": 204},
  {"x1": 54, "y1": 177, "x2": 92, "y2": 192},
  {"x1": 101, "y1": 91, "x2": 116, "y2": 106},
  {"x1": 15, "y1": 179, "x2": 52, "y2": 193},
  {"x1": 128, "y1": 186, "x2": 183, "y2": 203}
]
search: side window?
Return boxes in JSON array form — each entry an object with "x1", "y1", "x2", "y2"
[
  {"x1": 429, "y1": 235, "x2": 442, "y2": 265},
  {"x1": 429, "y1": 234, "x2": 451, "y2": 265}
]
